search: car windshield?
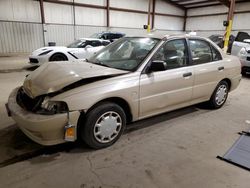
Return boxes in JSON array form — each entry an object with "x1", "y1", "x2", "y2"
[
  {"x1": 88, "y1": 37, "x2": 159, "y2": 71},
  {"x1": 90, "y1": 33, "x2": 102, "y2": 39},
  {"x1": 67, "y1": 40, "x2": 86, "y2": 48}
]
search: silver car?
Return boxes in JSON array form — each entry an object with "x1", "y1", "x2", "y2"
[
  {"x1": 7, "y1": 34, "x2": 241, "y2": 149},
  {"x1": 231, "y1": 32, "x2": 250, "y2": 74}
]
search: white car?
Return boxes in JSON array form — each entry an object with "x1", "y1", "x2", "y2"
[{"x1": 29, "y1": 38, "x2": 110, "y2": 66}]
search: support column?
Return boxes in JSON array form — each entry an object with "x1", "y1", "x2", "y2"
[
  {"x1": 39, "y1": 0, "x2": 46, "y2": 46},
  {"x1": 39, "y1": 0, "x2": 45, "y2": 24},
  {"x1": 73, "y1": 0, "x2": 76, "y2": 40},
  {"x1": 147, "y1": 0, "x2": 152, "y2": 33},
  {"x1": 224, "y1": 0, "x2": 236, "y2": 53},
  {"x1": 183, "y1": 9, "x2": 187, "y2": 32},
  {"x1": 151, "y1": 0, "x2": 156, "y2": 30},
  {"x1": 107, "y1": 0, "x2": 110, "y2": 28}
]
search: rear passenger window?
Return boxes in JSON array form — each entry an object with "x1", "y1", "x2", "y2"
[
  {"x1": 189, "y1": 39, "x2": 212, "y2": 64},
  {"x1": 211, "y1": 45, "x2": 222, "y2": 61},
  {"x1": 152, "y1": 39, "x2": 189, "y2": 69}
]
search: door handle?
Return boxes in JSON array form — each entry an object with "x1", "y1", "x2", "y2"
[
  {"x1": 218, "y1": 66, "x2": 224, "y2": 71},
  {"x1": 183, "y1": 72, "x2": 192, "y2": 77}
]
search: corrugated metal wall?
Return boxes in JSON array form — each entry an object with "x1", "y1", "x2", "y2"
[
  {"x1": 186, "y1": 2, "x2": 250, "y2": 37},
  {"x1": 0, "y1": 21, "x2": 44, "y2": 53},
  {"x1": 189, "y1": 30, "x2": 250, "y2": 38},
  {"x1": 0, "y1": 0, "x2": 185, "y2": 54},
  {"x1": 75, "y1": 25, "x2": 107, "y2": 39},
  {"x1": 45, "y1": 24, "x2": 74, "y2": 46},
  {"x1": 1, "y1": 21, "x2": 181, "y2": 53},
  {"x1": 44, "y1": 24, "x2": 107, "y2": 46}
]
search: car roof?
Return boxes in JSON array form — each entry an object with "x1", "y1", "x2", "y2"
[
  {"x1": 99, "y1": 31, "x2": 125, "y2": 35},
  {"x1": 78, "y1": 38, "x2": 110, "y2": 42},
  {"x1": 124, "y1": 32, "x2": 208, "y2": 40}
]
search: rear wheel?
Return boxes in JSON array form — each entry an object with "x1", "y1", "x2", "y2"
[
  {"x1": 49, "y1": 53, "x2": 68, "y2": 61},
  {"x1": 208, "y1": 81, "x2": 229, "y2": 109},
  {"x1": 80, "y1": 102, "x2": 126, "y2": 149},
  {"x1": 241, "y1": 69, "x2": 247, "y2": 76}
]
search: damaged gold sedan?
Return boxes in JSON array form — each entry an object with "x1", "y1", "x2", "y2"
[{"x1": 6, "y1": 34, "x2": 241, "y2": 149}]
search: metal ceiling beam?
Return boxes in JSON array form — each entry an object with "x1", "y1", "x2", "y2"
[
  {"x1": 217, "y1": 0, "x2": 230, "y2": 7},
  {"x1": 179, "y1": 0, "x2": 215, "y2": 5},
  {"x1": 186, "y1": 3, "x2": 222, "y2": 8},
  {"x1": 186, "y1": 0, "x2": 247, "y2": 9},
  {"x1": 164, "y1": 0, "x2": 186, "y2": 10},
  {"x1": 172, "y1": 0, "x2": 201, "y2": 3},
  {"x1": 181, "y1": 0, "x2": 216, "y2": 6}
]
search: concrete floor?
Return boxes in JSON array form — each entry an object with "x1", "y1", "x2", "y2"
[{"x1": 0, "y1": 55, "x2": 250, "y2": 188}]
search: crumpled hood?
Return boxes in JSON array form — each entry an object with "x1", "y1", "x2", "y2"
[
  {"x1": 31, "y1": 46, "x2": 67, "y2": 56},
  {"x1": 23, "y1": 60, "x2": 128, "y2": 98}
]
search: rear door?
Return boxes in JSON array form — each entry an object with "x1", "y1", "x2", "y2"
[
  {"x1": 139, "y1": 38, "x2": 194, "y2": 118},
  {"x1": 188, "y1": 39, "x2": 225, "y2": 101}
]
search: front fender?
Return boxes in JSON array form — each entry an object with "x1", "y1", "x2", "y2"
[{"x1": 51, "y1": 73, "x2": 140, "y2": 121}]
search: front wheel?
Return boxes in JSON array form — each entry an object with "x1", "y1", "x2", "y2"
[
  {"x1": 208, "y1": 81, "x2": 229, "y2": 109},
  {"x1": 49, "y1": 53, "x2": 68, "y2": 61},
  {"x1": 80, "y1": 102, "x2": 126, "y2": 149}
]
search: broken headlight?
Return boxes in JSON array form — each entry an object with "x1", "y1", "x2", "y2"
[
  {"x1": 40, "y1": 97, "x2": 68, "y2": 115},
  {"x1": 239, "y1": 48, "x2": 247, "y2": 57}
]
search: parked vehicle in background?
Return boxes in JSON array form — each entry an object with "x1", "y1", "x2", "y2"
[
  {"x1": 208, "y1": 34, "x2": 235, "y2": 53},
  {"x1": 7, "y1": 34, "x2": 241, "y2": 149},
  {"x1": 90, "y1": 31, "x2": 125, "y2": 42},
  {"x1": 29, "y1": 38, "x2": 110, "y2": 66},
  {"x1": 231, "y1": 32, "x2": 250, "y2": 74}
]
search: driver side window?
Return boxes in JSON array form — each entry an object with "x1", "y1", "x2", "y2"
[{"x1": 152, "y1": 39, "x2": 188, "y2": 69}]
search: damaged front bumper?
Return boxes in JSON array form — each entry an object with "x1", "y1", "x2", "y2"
[{"x1": 7, "y1": 87, "x2": 80, "y2": 146}]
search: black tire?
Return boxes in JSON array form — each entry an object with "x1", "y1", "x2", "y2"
[
  {"x1": 80, "y1": 102, "x2": 126, "y2": 149},
  {"x1": 49, "y1": 53, "x2": 68, "y2": 61},
  {"x1": 241, "y1": 69, "x2": 247, "y2": 76},
  {"x1": 207, "y1": 80, "x2": 229, "y2": 109}
]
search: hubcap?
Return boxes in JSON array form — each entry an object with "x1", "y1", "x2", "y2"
[
  {"x1": 93, "y1": 111, "x2": 122, "y2": 143},
  {"x1": 215, "y1": 84, "x2": 228, "y2": 106}
]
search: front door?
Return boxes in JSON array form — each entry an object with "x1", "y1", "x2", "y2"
[{"x1": 139, "y1": 39, "x2": 194, "y2": 119}]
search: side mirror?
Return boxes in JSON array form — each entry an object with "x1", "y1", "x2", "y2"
[
  {"x1": 147, "y1": 60, "x2": 167, "y2": 73},
  {"x1": 243, "y1": 39, "x2": 250, "y2": 44}
]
